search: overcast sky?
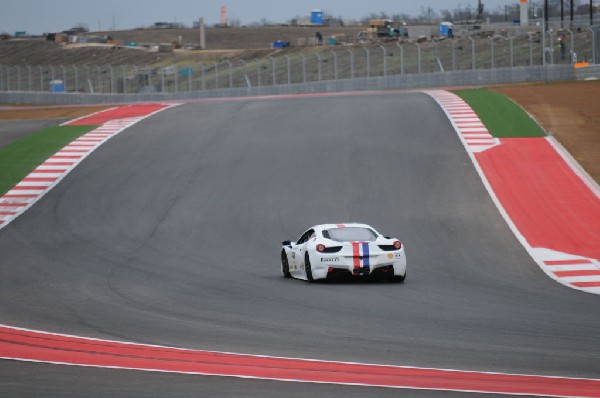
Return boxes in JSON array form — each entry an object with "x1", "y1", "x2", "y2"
[{"x1": 2, "y1": 0, "x2": 522, "y2": 34}]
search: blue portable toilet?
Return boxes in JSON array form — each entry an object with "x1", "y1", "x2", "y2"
[
  {"x1": 438, "y1": 22, "x2": 453, "y2": 37},
  {"x1": 49, "y1": 80, "x2": 65, "y2": 93},
  {"x1": 311, "y1": 9, "x2": 324, "y2": 25}
]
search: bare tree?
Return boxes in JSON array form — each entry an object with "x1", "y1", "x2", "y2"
[{"x1": 420, "y1": 6, "x2": 437, "y2": 23}]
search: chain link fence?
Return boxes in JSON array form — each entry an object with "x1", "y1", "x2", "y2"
[{"x1": 0, "y1": 26, "x2": 597, "y2": 104}]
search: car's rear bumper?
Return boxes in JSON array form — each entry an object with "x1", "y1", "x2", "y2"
[{"x1": 311, "y1": 251, "x2": 406, "y2": 280}]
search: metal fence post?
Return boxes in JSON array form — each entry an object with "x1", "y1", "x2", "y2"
[
  {"x1": 109, "y1": 65, "x2": 114, "y2": 93},
  {"x1": 201, "y1": 64, "x2": 206, "y2": 90},
  {"x1": 214, "y1": 63, "x2": 219, "y2": 89},
  {"x1": 16, "y1": 66, "x2": 21, "y2": 91},
  {"x1": 39, "y1": 65, "x2": 44, "y2": 91},
  {"x1": 363, "y1": 47, "x2": 370, "y2": 78},
  {"x1": 469, "y1": 36, "x2": 475, "y2": 69},
  {"x1": 96, "y1": 66, "x2": 102, "y2": 93},
  {"x1": 567, "y1": 29, "x2": 574, "y2": 63},
  {"x1": 380, "y1": 46, "x2": 387, "y2": 77},
  {"x1": 285, "y1": 55, "x2": 291, "y2": 85},
  {"x1": 589, "y1": 26, "x2": 597, "y2": 64},
  {"x1": 73, "y1": 66, "x2": 78, "y2": 92},
  {"x1": 121, "y1": 66, "x2": 127, "y2": 93},
  {"x1": 161, "y1": 67, "x2": 165, "y2": 92},
  {"x1": 529, "y1": 36, "x2": 533, "y2": 66},
  {"x1": 3, "y1": 66, "x2": 7, "y2": 91},
  {"x1": 188, "y1": 65, "x2": 193, "y2": 92},
  {"x1": 330, "y1": 50, "x2": 338, "y2": 80},
  {"x1": 315, "y1": 52, "x2": 322, "y2": 81},
  {"x1": 452, "y1": 41, "x2": 457, "y2": 71},
  {"x1": 27, "y1": 65, "x2": 32, "y2": 91},
  {"x1": 509, "y1": 36, "x2": 514, "y2": 67},
  {"x1": 549, "y1": 31, "x2": 555, "y2": 64},
  {"x1": 488, "y1": 37, "x2": 494, "y2": 69},
  {"x1": 84, "y1": 66, "x2": 90, "y2": 93},
  {"x1": 225, "y1": 60, "x2": 232, "y2": 88},
  {"x1": 415, "y1": 43, "x2": 421, "y2": 73},
  {"x1": 301, "y1": 54, "x2": 306, "y2": 83},
  {"x1": 397, "y1": 43, "x2": 404, "y2": 74},
  {"x1": 270, "y1": 57, "x2": 276, "y2": 86},
  {"x1": 257, "y1": 61, "x2": 261, "y2": 87},
  {"x1": 347, "y1": 49, "x2": 354, "y2": 79}
]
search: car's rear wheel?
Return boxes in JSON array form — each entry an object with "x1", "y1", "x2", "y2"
[
  {"x1": 304, "y1": 252, "x2": 315, "y2": 282},
  {"x1": 390, "y1": 272, "x2": 406, "y2": 283},
  {"x1": 281, "y1": 250, "x2": 291, "y2": 278}
]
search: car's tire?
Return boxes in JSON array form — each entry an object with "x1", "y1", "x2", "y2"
[
  {"x1": 281, "y1": 250, "x2": 291, "y2": 278},
  {"x1": 304, "y1": 252, "x2": 315, "y2": 283},
  {"x1": 390, "y1": 272, "x2": 406, "y2": 283}
]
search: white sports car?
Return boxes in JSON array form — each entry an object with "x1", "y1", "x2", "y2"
[{"x1": 281, "y1": 223, "x2": 406, "y2": 282}]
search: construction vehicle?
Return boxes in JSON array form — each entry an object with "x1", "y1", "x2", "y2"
[{"x1": 367, "y1": 19, "x2": 406, "y2": 39}]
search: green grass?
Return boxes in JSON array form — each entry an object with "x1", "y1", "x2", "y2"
[
  {"x1": 453, "y1": 89, "x2": 546, "y2": 138},
  {"x1": 0, "y1": 125, "x2": 97, "y2": 195}
]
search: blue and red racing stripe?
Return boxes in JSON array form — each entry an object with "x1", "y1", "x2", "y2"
[{"x1": 361, "y1": 242, "x2": 370, "y2": 268}]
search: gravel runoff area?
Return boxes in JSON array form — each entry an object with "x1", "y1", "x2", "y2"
[{"x1": 0, "y1": 81, "x2": 598, "y2": 183}]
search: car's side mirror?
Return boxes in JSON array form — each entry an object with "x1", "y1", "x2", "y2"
[{"x1": 282, "y1": 240, "x2": 292, "y2": 247}]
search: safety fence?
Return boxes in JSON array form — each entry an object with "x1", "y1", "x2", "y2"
[
  {"x1": 0, "y1": 26, "x2": 597, "y2": 104},
  {"x1": 0, "y1": 64, "x2": 575, "y2": 105}
]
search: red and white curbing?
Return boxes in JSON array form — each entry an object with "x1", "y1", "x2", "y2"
[
  {"x1": 427, "y1": 90, "x2": 600, "y2": 295},
  {"x1": 428, "y1": 93, "x2": 499, "y2": 153},
  {"x1": 0, "y1": 105, "x2": 178, "y2": 230},
  {"x1": 534, "y1": 249, "x2": 600, "y2": 293}
]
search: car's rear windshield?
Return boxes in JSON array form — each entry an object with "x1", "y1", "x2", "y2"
[{"x1": 323, "y1": 227, "x2": 378, "y2": 242}]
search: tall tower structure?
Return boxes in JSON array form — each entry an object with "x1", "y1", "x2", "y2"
[
  {"x1": 520, "y1": 0, "x2": 529, "y2": 26},
  {"x1": 221, "y1": 6, "x2": 228, "y2": 27}
]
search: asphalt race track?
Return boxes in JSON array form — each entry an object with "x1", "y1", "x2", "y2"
[{"x1": 1, "y1": 93, "x2": 599, "y2": 397}]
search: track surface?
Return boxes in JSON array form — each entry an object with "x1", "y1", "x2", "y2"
[{"x1": 0, "y1": 93, "x2": 599, "y2": 396}]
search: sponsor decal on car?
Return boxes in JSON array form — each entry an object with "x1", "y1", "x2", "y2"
[{"x1": 321, "y1": 257, "x2": 340, "y2": 262}]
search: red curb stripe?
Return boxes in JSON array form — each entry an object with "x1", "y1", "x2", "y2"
[
  {"x1": 571, "y1": 281, "x2": 600, "y2": 287},
  {"x1": 11, "y1": 186, "x2": 45, "y2": 191},
  {"x1": 545, "y1": 259, "x2": 593, "y2": 265},
  {"x1": 1, "y1": 326, "x2": 600, "y2": 396},
  {"x1": 2, "y1": 195, "x2": 37, "y2": 199},
  {"x1": 0, "y1": 203, "x2": 27, "y2": 207},
  {"x1": 33, "y1": 169, "x2": 67, "y2": 174},
  {"x1": 554, "y1": 270, "x2": 600, "y2": 277},
  {"x1": 51, "y1": 156, "x2": 82, "y2": 159},
  {"x1": 41, "y1": 162, "x2": 75, "y2": 166},
  {"x1": 22, "y1": 177, "x2": 57, "y2": 183},
  {"x1": 0, "y1": 212, "x2": 18, "y2": 216}
]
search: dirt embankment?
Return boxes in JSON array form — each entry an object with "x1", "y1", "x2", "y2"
[
  {"x1": 0, "y1": 27, "x2": 364, "y2": 67},
  {"x1": 491, "y1": 81, "x2": 600, "y2": 183}
]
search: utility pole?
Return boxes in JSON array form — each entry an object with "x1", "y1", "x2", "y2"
[{"x1": 476, "y1": 0, "x2": 484, "y2": 24}]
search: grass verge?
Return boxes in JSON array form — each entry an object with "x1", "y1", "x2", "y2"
[
  {"x1": 453, "y1": 88, "x2": 546, "y2": 138},
  {"x1": 0, "y1": 125, "x2": 97, "y2": 195}
]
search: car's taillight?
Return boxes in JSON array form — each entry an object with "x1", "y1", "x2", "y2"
[
  {"x1": 316, "y1": 244, "x2": 326, "y2": 252},
  {"x1": 393, "y1": 241, "x2": 402, "y2": 250}
]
